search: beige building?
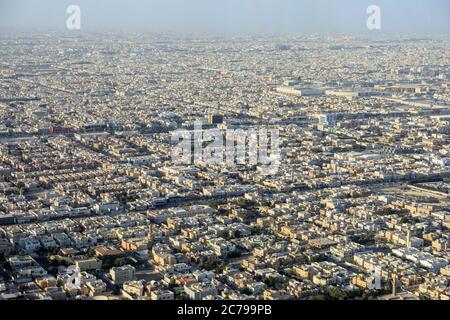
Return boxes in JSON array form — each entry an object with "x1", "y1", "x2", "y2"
[
  {"x1": 150, "y1": 289, "x2": 174, "y2": 300},
  {"x1": 75, "y1": 258, "x2": 102, "y2": 272}
]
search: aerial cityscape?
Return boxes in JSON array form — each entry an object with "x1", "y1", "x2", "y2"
[{"x1": 0, "y1": 1, "x2": 449, "y2": 302}]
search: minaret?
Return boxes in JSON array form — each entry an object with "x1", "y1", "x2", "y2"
[
  {"x1": 148, "y1": 224, "x2": 153, "y2": 241},
  {"x1": 391, "y1": 267, "x2": 399, "y2": 297},
  {"x1": 391, "y1": 273, "x2": 397, "y2": 297},
  {"x1": 406, "y1": 229, "x2": 411, "y2": 249}
]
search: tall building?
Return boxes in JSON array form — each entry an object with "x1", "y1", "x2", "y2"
[
  {"x1": 319, "y1": 113, "x2": 336, "y2": 128},
  {"x1": 110, "y1": 265, "x2": 135, "y2": 285}
]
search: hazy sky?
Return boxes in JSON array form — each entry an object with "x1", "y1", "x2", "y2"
[{"x1": 1, "y1": 0, "x2": 449, "y2": 34}]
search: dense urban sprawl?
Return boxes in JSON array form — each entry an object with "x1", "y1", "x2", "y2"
[{"x1": 0, "y1": 32, "x2": 449, "y2": 300}]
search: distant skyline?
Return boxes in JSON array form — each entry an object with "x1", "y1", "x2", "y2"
[{"x1": 1, "y1": 0, "x2": 450, "y2": 35}]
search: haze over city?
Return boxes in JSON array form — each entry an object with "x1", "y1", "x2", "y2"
[{"x1": 1, "y1": 0, "x2": 450, "y2": 34}]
